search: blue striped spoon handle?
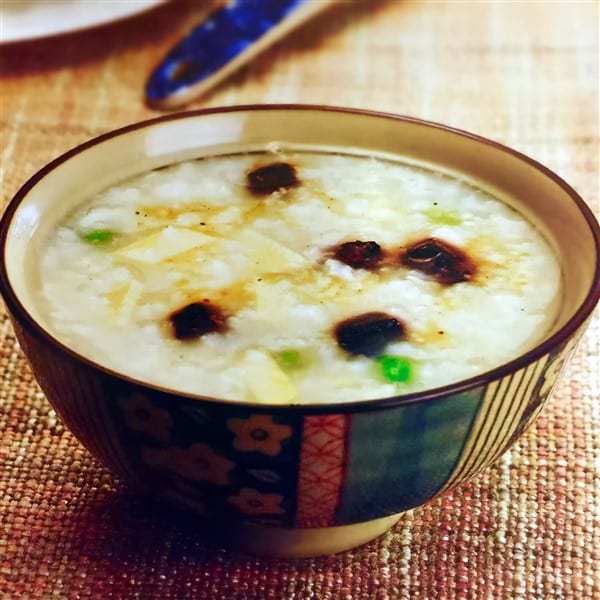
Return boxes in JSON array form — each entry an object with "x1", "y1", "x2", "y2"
[{"x1": 146, "y1": 0, "x2": 337, "y2": 109}]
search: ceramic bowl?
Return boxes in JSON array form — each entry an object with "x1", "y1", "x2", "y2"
[{"x1": 1, "y1": 106, "x2": 599, "y2": 558}]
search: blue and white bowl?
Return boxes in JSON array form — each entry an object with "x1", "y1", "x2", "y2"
[{"x1": 1, "y1": 106, "x2": 598, "y2": 557}]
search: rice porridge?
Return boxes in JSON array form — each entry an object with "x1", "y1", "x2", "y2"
[{"x1": 38, "y1": 152, "x2": 562, "y2": 403}]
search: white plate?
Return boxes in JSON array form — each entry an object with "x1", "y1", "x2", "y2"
[{"x1": 0, "y1": 0, "x2": 166, "y2": 44}]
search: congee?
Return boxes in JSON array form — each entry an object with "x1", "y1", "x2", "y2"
[{"x1": 38, "y1": 151, "x2": 562, "y2": 403}]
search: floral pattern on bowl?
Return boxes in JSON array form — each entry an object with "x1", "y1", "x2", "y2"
[{"x1": 114, "y1": 391, "x2": 302, "y2": 526}]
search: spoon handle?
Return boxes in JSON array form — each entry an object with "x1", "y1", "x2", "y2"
[{"x1": 146, "y1": 0, "x2": 337, "y2": 110}]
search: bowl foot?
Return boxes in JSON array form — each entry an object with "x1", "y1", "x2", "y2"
[{"x1": 221, "y1": 513, "x2": 403, "y2": 558}]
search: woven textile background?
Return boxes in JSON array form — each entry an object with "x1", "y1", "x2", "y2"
[{"x1": 1, "y1": 1, "x2": 598, "y2": 598}]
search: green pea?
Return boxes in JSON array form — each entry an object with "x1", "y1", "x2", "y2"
[
  {"x1": 275, "y1": 349, "x2": 302, "y2": 369},
  {"x1": 81, "y1": 229, "x2": 114, "y2": 245},
  {"x1": 378, "y1": 355, "x2": 413, "y2": 383},
  {"x1": 426, "y1": 208, "x2": 462, "y2": 226}
]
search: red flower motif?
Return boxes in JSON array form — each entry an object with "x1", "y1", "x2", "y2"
[
  {"x1": 142, "y1": 443, "x2": 234, "y2": 486},
  {"x1": 117, "y1": 393, "x2": 172, "y2": 442},
  {"x1": 227, "y1": 414, "x2": 292, "y2": 456},
  {"x1": 228, "y1": 487, "x2": 285, "y2": 516}
]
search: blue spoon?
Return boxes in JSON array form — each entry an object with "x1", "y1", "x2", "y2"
[{"x1": 146, "y1": 0, "x2": 336, "y2": 109}]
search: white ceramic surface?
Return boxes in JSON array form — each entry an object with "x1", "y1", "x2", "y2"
[{"x1": 0, "y1": 0, "x2": 165, "y2": 44}]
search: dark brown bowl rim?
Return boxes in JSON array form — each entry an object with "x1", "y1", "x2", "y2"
[{"x1": 1, "y1": 104, "x2": 599, "y2": 415}]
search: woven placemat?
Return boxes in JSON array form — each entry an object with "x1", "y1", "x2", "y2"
[{"x1": 1, "y1": 1, "x2": 598, "y2": 598}]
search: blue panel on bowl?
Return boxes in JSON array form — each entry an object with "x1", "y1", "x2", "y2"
[
  {"x1": 107, "y1": 388, "x2": 305, "y2": 527},
  {"x1": 336, "y1": 390, "x2": 483, "y2": 524}
]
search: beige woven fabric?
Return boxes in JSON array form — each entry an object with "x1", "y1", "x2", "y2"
[{"x1": 1, "y1": 1, "x2": 598, "y2": 598}]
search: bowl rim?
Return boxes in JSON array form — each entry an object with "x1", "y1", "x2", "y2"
[{"x1": 1, "y1": 104, "x2": 599, "y2": 414}]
